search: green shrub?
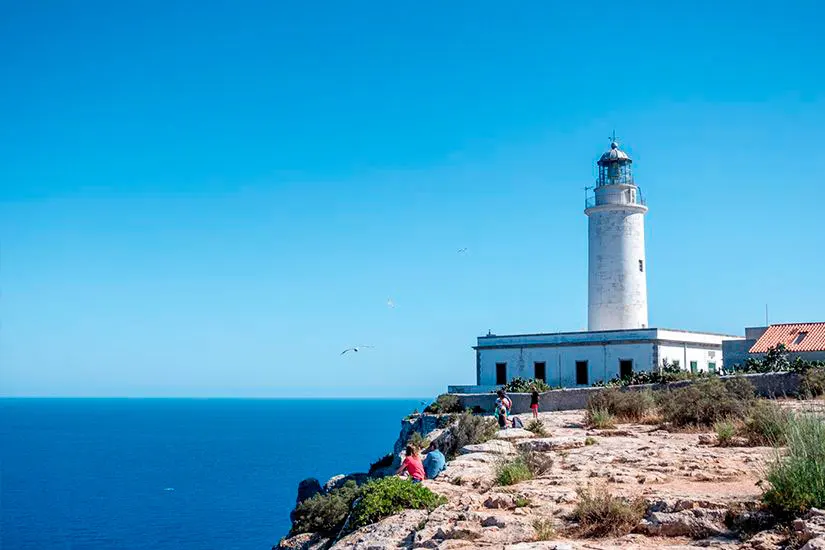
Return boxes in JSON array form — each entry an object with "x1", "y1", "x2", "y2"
[
  {"x1": 587, "y1": 389, "x2": 655, "y2": 422},
  {"x1": 585, "y1": 407, "x2": 616, "y2": 429},
  {"x1": 496, "y1": 456, "x2": 533, "y2": 486},
  {"x1": 503, "y1": 377, "x2": 551, "y2": 393},
  {"x1": 763, "y1": 415, "x2": 825, "y2": 517},
  {"x1": 585, "y1": 436, "x2": 597, "y2": 446},
  {"x1": 443, "y1": 412, "x2": 498, "y2": 458},
  {"x1": 406, "y1": 431, "x2": 428, "y2": 451},
  {"x1": 658, "y1": 377, "x2": 754, "y2": 427},
  {"x1": 289, "y1": 481, "x2": 361, "y2": 536},
  {"x1": 368, "y1": 453, "x2": 394, "y2": 474},
  {"x1": 533, "y1": 517, "x2": 556, "y2": 541},
  {"x1": 799, "y1": 368, "x2": 825, "y2": 399},
  {"x1": 525, "y1": 419, "x2": 548, "y2": 436},
  {"x1": 714, "y1": 418, "x2": 737, "y2": 446},
  {"x1": 515, "y1": 495, "x2": 532, "y2": 507},
  {"x1": 350, "y1": 477, "x2": 446, "y2": 530},
  {"x1": 743, "y1": 400, "x2": 791, "y2": 446},
  {"x1": 570, "y1": 485, "x2": 647, "y2": 538},
  {"x1": 424, "y1": 394, "x2": 464, "y2": 414}
]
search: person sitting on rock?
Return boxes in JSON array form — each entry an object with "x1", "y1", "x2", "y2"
[
  {"x1": 422, "y1": 442, "x2": 446, "y2": 480},
  {"x1": 396, "y1": 444, "x2": 426, "y2": 483},
  {"x1": 496, "y1": 402, "x2": 510, "y2": 429}
]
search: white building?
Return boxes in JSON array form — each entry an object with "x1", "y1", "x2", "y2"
[{"x1": 449, "y1": 139, "x2": 743, "y2": 393}]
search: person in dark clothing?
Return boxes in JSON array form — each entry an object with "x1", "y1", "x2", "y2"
[{"x1": 530, "y1": 386, "x2": 540, "y2": 419}]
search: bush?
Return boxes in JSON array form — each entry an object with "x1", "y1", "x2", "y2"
[
  {"x1": 742, "y1": 400, "x2": 791, "y2": 446},
  {"x1": 368, "y1": 453, "x2": 394, "y2": 474},
  {"x1": 799, "y1": 368, "x2": 825, "y2": 399},
  {"x1": 406, "y1": 431, "x2": 428, "y2": 451},
  {"x1": 714, "y1": 419, "x2": 737, "y2": 446},
  {"x1": 289, "y1": 481, "x2": 360, "y2": 536},
  {"x1": 520, "y1": 449, "x2": 554, "y2": 477},
  {"x1": 350, "y1": 477, "x2": 446, "y2": 530},
  {"x1": 570, "y1": 485, "x2": 647, "y2": 538},
  {"x1": 443, "y1": 412, "x2": 498, "y2": 458},
  {"x1": 525, "y1": 419, "x2": 548, "y2": 436},
  {"x1": 533, "y1": 517, "x2": 556, "y2": 541},
  {"x1": 503, "y1": 377, "x2": 551, "y2": 393},
  {"x1": 763, "y1": 415, "x2": 825, "y2": 517},
  {"x1": 496, "y1": 456, "x2": 533, "y2": 486},
  {"x1": 423, "y1": 394, "x2": 463, "y2": 414},
  {"x1": 515, "y1": 496, "x2": 532, "y2": 507},
  {"x1": 587, "y1": 389, "x2": 655, "y2": 422},
  {"x1": 658, "y1": 377, "x2": 754, "y2": 427},
  {"x1": 585, "y1": 407, "x2": 616, "y2": 429},
  {"x1": 585, "y1": 437, "x2": 597, "y2": 446}
]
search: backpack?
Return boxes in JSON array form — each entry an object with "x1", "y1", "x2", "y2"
[{"x1": 512, "y1": 416, "x2": 524, "y2": 429}]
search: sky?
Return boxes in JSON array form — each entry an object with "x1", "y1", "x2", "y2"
[{"x1": 1, "y1": 0, "x2": 824, "y2": 397}]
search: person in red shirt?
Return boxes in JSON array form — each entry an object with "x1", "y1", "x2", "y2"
[{"x1": 396, "y1": 444, "x2": 426, "y2": 483}]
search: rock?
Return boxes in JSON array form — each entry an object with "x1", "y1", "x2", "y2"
[
  {"x1": 809, "y1": 509, "x2": 825, "y2": 519},
  {"x1": 747, "y1": 530, "x2": 786, "y2": 550},
  {"x1": 331, "y1": 509, "x2": 428, "y2": 549},
  {"x1": 516, "y1": 437, "x2": 584, "y2": 453},
  {"x1": 495, "y1": 428, "x2": 537, "y2": 440},
  {"x1": 698, "y1": 434, "x2": 716, "y2": 445},
  {"x1": 506, "y1": 543, "x2": 574, "y2": 549},
  {"x1": 586, "y1": 429, "x2": 637, "y2": 437},
  {"x1": 484, "y1": 493, "x2": 517, "y2": 509},
  {"x1": 637, "y1": 508, "x2": 730, "y2": 538},
  {"x1": 295, "y1": 478, "x2": 322, "y2": 505},
  {"x1": 803, "y1": 538, "x2": 825, "y2": 550},
  {"x1": 481, "y1": 515, "x2": 507, "y2": 527},
  {"x1": 460, "y1": 440, "x2": 515, "y2": 455},
  {"x1": 276, "y1": 532, "x2": 329, "y2": 550}
]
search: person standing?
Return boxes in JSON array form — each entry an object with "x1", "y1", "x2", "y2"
[{"x1": 530, "y1": 386, "x2": 540, "y2": 419}]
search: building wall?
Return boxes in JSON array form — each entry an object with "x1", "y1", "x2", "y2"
[
  {"x1": 587, "y1": 206, "x2": 648, "y2": 331},
  {"x1": 657, "y1": 343, "x2": 723, "y2": 373},
  {"x1": 477, "y1": 342, "x2": 656, "y2": 387}
]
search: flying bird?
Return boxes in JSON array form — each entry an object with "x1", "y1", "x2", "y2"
[
  {"x1": 387, "y1": 298, "x2": 395, "y2": 309},
  {"x1": 340, "y1": 346, "x2": 374, "y2": 355},
  {"x1": 457, "y1": 247, "x2": 468, "y2": 253}
]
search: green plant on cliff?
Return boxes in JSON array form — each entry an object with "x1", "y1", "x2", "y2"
[
  {"x1": 406, "y1": 431, "x2": 428, "y2": 451},
  {"x1": 289, "y1": 480, "x2": 361, "y2": 536},
  {"x1": 423, "y1": 393, "x2": 463, "y2": 414},
  {"x1": 350, "y1": 476, "x2": 446, "y2": 530},
  {"x1": 443, "y1": 411, "x2": 498, "y2": 458},
  {"x1": 503, "y1": 377, "x2": 550, "y2": 393},
  {"x1": 368, "y1": 453, "x2": 394, "y2": 474}
]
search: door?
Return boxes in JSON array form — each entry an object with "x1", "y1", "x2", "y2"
[
  {"x1": 619, "y1": 359, "x2": 633, "y2": 379},
  {"x1": 496, "y1": 363, "x2": 507, "y2": 385},
  {"x1": 708, "y1": 362, "x2": 716, "y2": 374},
  {"x1": 575, "y1": 361, "x2": 589, "y2": 385},
  {"x1": 534, "y1": 362, "x2": 546, "y2": 383}
]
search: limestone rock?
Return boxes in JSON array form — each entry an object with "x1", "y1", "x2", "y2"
[
  {"x1": 331, "y1": 509, "x2": 428, "y2": 549},
  {"x1": 746, "y1": 530, "x2": 786, "y2": 550},
  {"x1": 637, "y1": 508, "x2": 730, "y2": 538},
  {"x1": 804, "y1": 538, "x2": 825, "y2": 550},
  {"x1": 275, "y1": 532, "x2": 329, "y2": 550},
  {"x1": 495, "y1": 428, "x2": 537, "y2": 440},
  {"x1": 460, "y1": 440, "x2": 516, "y2": 455},
  {"x1": 517, "y1": 437, "x2": 584, "y2": 453},
  {"x1": 322, "y1": 473, "x2": 369, "y2": 493},
  {"x1": 484, "y1": 493, "x2": 517, "y2": 510}
]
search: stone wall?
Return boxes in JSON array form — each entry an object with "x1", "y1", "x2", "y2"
[{"x1": 451, "y1": 372, "x2": 802, "y2": 414}]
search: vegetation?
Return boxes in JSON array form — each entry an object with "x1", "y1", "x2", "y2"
[
  {"x1": 525, "y1": 419, "x2": 548, "y2": 436},
  {"x1": 584, "y1": 436, "x2": 597, "y2": 446},
  {"x1": 406, "y1": 431, "x2": 428, "y2": 451},
  {"x1": 657, "y1": 377, "x2": 755, "y2": 427},
  {"x1": 350, "y1": 476, "x2": 447, "y2": 530},
  {"x1": 763, "y1": 415, "x2": 825, "y2": 517},
  {"x1": 742, "y1": 400, "x2": 791, "y2": 446},
  {"x1": 515, "y1": 495, "x2": 532, "y2": 508},
  {"x1": 799, "y1": 367, "x2": 825, "y2": 399},
  {"x1": 289, "y1": 480, "x2": 361, "y2": 536},
  {"x1": 533, "y1": 517, "x2": 557, "y2": 541},
  {"x1": 585, "y1": 407, "x2": 616, "y2": 429},
  {"x1": 569, "y1": 485, "x2": 647, "y2": 538},
  {"x1": 587, "y1": 389, "x2": 655, "y2": 422},
  {"x1": 368, "y1": 453, "x2": 394, "y2": 474},
  {"x1": 713, "y1": 418, "x2": 737, "y2": 446},
  {"x1": 592, "y1": 359, "x2": 698, "y2": 387},
  {"x1": 423, "y1": 393, "x2": 464, "y2": 414},
  {"x1": 503, "y1": 377, "x2": 552, "y2": 393},
  {"x1": 495, "y1": 456, "x2": 533, "y2": 486},
  {"x1": 519, "y1": 449, "x2": 554, "y2": 477},
  {"x1": 442, "y1": 412, "x2": 499, "y2": 458}
]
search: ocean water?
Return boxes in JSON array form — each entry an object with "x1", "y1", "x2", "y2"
[{"x1": 0, "y1": 398, "x2": 423, "y2": 550}]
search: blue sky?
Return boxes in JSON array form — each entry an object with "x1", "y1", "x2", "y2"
[{"x1": 2, "y1": 1, "x2": 823, "y2": 397}]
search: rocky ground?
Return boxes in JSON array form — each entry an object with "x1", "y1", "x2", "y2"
[{"x1": 279, "y1": 402, "x2": 825, "y2": 550}]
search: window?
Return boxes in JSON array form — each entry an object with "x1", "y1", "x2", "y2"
[
  {"x1": 619, "y1": 359, "x2": 633, "y2": 379},
  {"x1": 708, "y1": 362, "x2": 717, "y2": 374},
  {"x1": 794, "y1": 332, "x2": 808, "y2": 345},
  {"x1": 639, "y1": 259, "x2": 644, "y2": 272},
  {"x1": 495, "y1": 363, "x2": 507, "y2": 385},
  {"x1": 690, "y1": 361, "x2": 698, "y2": 374},
  {"x1": 534, "y1": 362, "x2": 546, "y2": 383},
  {"x1": 576, "y1": 361, "x2": 589, "y2": 385}
]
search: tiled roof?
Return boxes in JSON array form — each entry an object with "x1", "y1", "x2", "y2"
[{"x1": 749, "y1": 322, "x2": 825, "y2": 353}]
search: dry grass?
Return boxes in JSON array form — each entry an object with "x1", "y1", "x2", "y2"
[
  {"x1": 569, "y1": 485, "x2": 646, "y2": 538},
  {"x1": 533, "y1": 517, "x2": 557, "y2": 541}
]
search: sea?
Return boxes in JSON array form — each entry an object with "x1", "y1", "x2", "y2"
[{"x1": 0, "y1": 398, "x2": 424, "y2": 550}]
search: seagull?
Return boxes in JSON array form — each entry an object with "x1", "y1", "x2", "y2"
[
  {"x1": 341, "y1": 346, "x2": 374, "y2": 355},
  {"x1": 457, "y1": 247, "x2": 468, "y2": 253},
  {"x1": 386, "y1": 298, "x2": 395, "y2": 309}
]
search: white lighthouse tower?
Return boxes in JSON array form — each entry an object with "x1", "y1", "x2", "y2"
[{"x1": 585, "y1": 138, "x2": 649, "y2": 331}]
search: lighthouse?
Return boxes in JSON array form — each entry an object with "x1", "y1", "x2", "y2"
[{"x1": 585, "y1": 139, "x2": 649, "y2": 331}]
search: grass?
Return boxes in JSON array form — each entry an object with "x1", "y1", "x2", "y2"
[
  {"x1": 533, "y1": 517, "x2": 557, "y2": 541},
  {"x1": 762, "y1": 414, "x2": 825, "y2": 517},
  {"x1": 714, "y1": 418, "x2": 738, "y2": 446},
  {"x1": 742, "y1": 400, "x2": 792, "y2": 446},
  {"x1": 515, "y1": 495, "x2": 532, "y2": 507},
  {"x1": 569, "y1": 485, "x2": 647, "y2": 538},
  {"x1": 495, "y1": 456, "x2": 533, "y2": 486},
  {"x1": 585, "y1": 407, "x2": 616, "y2": 429},
  {"x1": 587, "y1": 389, "x2": 656, "y2": 422},
  {"x1": 585, "y1": 436, "x2": 598, "y2": 446},
  {"x1": 525, "y1": 419, "x2": 548, "y2": 436}
]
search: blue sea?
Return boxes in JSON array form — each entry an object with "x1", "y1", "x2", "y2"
[{"x1": 0, "y1": 398, "x2": 423, "y2": 549}]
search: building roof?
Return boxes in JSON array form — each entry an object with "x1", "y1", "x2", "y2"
[
  {"x1": 599, "y1": 142, "x2": 631, "y2": 163},
  {"x1": 749, "y1": 322, "x2": 825, "y2": 353}
]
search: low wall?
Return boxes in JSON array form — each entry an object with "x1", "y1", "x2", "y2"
[{"x1": 451, "y1": 372, "x2": 802, "y2": 414}]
